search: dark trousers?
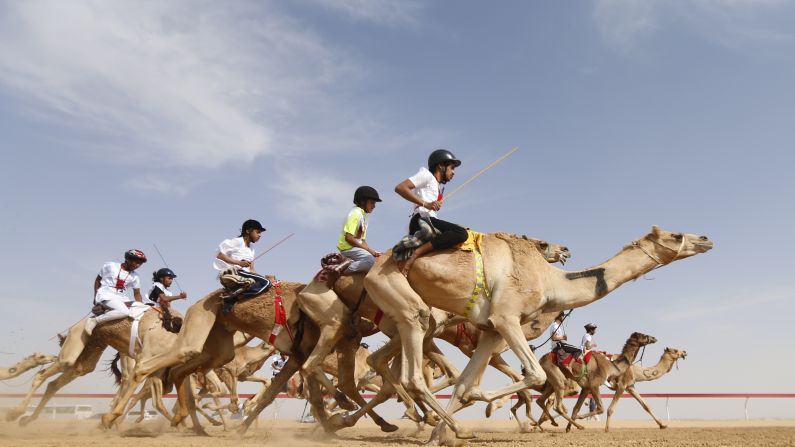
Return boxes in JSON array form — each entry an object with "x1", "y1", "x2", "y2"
[
  {"x1": 238, "y1": 270, "x2": 271, "y2": 297},
  {"x1": 409, "y1": 214, "x2": 468, "y2": 250}
]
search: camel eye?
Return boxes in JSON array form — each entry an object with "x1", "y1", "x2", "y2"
[
  {"x1": 539, "y1": 242, "x2": 548, "y2": 249},
  {"x1": 673, "y1": 233, "x2": 683, "y2": 241}
]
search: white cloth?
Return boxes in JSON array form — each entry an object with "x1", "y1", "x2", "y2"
[
  {"x1": 213, "y1": 237, "x2": 254, "y2": 272},
  {"x1": 407, "y1": 167, "x2": 442, "y2": 218},
  {"x1": 271, "y1": 356, "x2": 287, "y2": 377},
  {"x1": 95, "y1": 262, "x2": 140, "y2": 301},
  {"x1": 127, "y1": 302, "x2": 150, "y2": 356},
  {"x1": 549, "y1": 321, "x2": 566, "y2": 352},
  {"x1": 581, "y1": 333, "x2": 595, "y2": 351}
]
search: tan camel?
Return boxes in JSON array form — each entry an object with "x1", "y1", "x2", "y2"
[
  {"x1": 535, "y1": 331, "x2": 657, "y2": 431},
  {"x1": 294, "y1": 235, "x2": 570, "y2": 428},
  {"x1": 5, "y1": 308, "x2": 186, "y2": 427},
  {"x1": 0, "y1": 353, "x2": 56, "y2": 380},
  {"x1": 603, "y1": 347, "x2": 687, "y2": 431},
  {"x1": 356, "y1": 225, "x2": 711, "y2": 445}
]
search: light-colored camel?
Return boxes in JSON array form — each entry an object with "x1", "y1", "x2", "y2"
[
  {"x1": 295, "y1": 235, "x2": 570, "y2": 430},
  {"x1": 5, "y1": 308, "x2": 187, "y2": 428},
  {"x1": 535, "y1": 331, "x2": 657, "y2": 431},
  {"x1": 357, "y1": 225, "x2": 711, "y2": 444},
  {"x1": 0, "y1": 353, "x2": 56, "y2": 380},
  {"x1": 603, "y1": 347, "x2": 687, "y2": 431},
  {"x1": 208, "y1": 340, "x2": 275, "y2": 413}
]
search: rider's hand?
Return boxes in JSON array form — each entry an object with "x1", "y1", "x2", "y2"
[
  {"x1": 424, "y1": 200, "x2": 441, "y2": 211},
  {"x1": 178, "y1": 292, "x2": 187, "y2": 299},
  {"x1": 371, "y1": 250, "x2": 382, "y2": 257},
  {"x1": 238, "y1": 259, "x2": 252, "y2": 268}
]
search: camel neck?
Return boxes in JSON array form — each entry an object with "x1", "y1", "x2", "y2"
[
  {"x1": 542, "y1": 238, "x2": 661, "y2": 311},
  {"x1": 633, "y1": 352, "x2": 677, "y2": 383}
]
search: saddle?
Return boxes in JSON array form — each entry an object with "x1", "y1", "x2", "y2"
[{"x1": 314, "y1": 253, "x2": 352, "y2": 288}]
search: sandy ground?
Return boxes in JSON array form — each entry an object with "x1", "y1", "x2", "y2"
[{"x1": 1, "y1": 419, "x2": 794, "y2": 447}]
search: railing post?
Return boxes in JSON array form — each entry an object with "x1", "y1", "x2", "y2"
[
  {"x1": 666, "y1": 397, "x2": 670, "y2": 421},
  {"x1": 745, "y1": 397, "x2": 750, "y2": 420}
]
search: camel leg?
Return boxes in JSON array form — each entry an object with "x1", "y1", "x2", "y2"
[
  {"x1": 334, "y1": 337, "x2": 398, "y2": 432},
  {"x1": 566, "y1": 389, "x2": 592, "y2": 433},
  {"x1": 19, "y1": 344, "x2": 104, "y2": 427},
  {"x1": 626, "y1": 385, "x2": 666, "y2": 429},
  {"x1": 150, "y1": 374, "x2": 174, "y2": 421},
  {"x1": 5, "y1": 362, "x2": 62, "y2": 422},
  {"x1": 237, "y1": 357, "x2": 301, "y2": 434},
  {"x1": 604, "y1": 385, "x2": 624, "y2": 432},
  {"x1": 103, "y1": 299, "x2": 220, "y2": 428},
  {"x1": 468, "y1": 316, "x2": 547, "y2": 404},
  {"x1": 429, "y1": 331, "x2": 505, "y2": 445}
]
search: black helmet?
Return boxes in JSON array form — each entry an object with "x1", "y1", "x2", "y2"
[
  {"x1": 124, "y1": 249, "x2": 147, "y2": 263},
  {"x1": 155, "y1": 268, "x2": 177, "y2": 280},
  {"x1": 584, "y1": 323, "x2": 597, "y2": 330},
  {"x1": 242, "y1": 219, "x2": 266, "y2": 232},
  {"x1": 427, "y1": 149, "x2": 462, "y2": 172},
  {"x1": 353, "y1": 186, "x2": 382, "y2": 205}
]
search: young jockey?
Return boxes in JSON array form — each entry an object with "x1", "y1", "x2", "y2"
[
  {"x1": 337, "y1": 186, "x2": 382, "y2": 273},
  {"x1": 214, "y1": 219, "x2": 271, "y2": 298},
  {"x1": 395, "y1": 149, "x2": 468, "y2": 276},
  {"x1": 84, "y1": 249, "x2": 147, "y2": 336},
  {"x1": 147, "y1": 268, "x2": 187, "y2": 307}
]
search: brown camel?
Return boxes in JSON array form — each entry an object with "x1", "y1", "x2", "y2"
[
  {"x1": 5, "y1": 308, "x2": 185, "y2": 427},
  {"x1": 103, "y1": 283, "x2": 396, "y2": 435},
  {"x1": 0, "y1": 353, "x2": 56, "y2": 380},
  {"x1": 356, "y1": 225, "x2": 711, "y2": 445},
  {"x1": 603, "y1": 347, "x2": 687, "y2": 431},
  {"x1": 535, "y1": 331, "x2": 657, "y2": 431}
]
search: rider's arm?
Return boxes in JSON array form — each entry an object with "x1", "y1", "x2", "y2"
[
  {"x1": 395, "y1": 179, "x2": 426, "y2": 207},
  {"x1": 133, "y1": 288, "x2": 143, "y2": 303},
  {"x1": 216, "y1": 251, "x2": 251, "y2": 268}
]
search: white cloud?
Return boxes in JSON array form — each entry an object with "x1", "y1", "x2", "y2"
[
  {"x1": 269, "y1": 169, "x2": 355, "y2": 229},
  {"x1": 0, "y1": 1, "x2": 354, "y2": 169},
  {"x1": 592, "y1": 0, "x2": 659, "y2": 52},
  {"x1": 592, "y1": 0, "x2": 795, "y2": 53},
  {"x1": 308, "y1": 0, "x2": 424, "y2": 27}
]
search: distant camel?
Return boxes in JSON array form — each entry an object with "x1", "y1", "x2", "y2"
[{"x1": 603, "y1": 347, "x2": 687, "y2": 431}]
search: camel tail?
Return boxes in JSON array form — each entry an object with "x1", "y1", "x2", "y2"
[
  {"x1": 107, "y1": 351, "x2": 123, "y2": 387},
  {"x1": 289, "y1": 310, "x2": 308, "y2": 364}
]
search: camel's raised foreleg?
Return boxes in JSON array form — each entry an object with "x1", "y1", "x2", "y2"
[{"x1": 616, "y1": 385, "x2": 666, "y2": 430}]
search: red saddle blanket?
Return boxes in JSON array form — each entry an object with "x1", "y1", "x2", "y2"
[{"x1": 549, "y1": 350, "x2": 594, "y2": 366}]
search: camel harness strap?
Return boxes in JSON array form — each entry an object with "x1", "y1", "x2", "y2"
[{"x1": 268, "y1": 281, "x2": 293, "y2": 344}]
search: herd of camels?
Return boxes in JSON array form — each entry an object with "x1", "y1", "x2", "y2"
[{"x1": 1, "y1": 225, "x2": 712, "y2": 446}]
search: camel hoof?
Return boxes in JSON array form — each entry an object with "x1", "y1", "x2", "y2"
[
  {"x1": 101, "y1": 413, "x2": 117, "y2": 429},
  {"x1": 5, "y1": 409, "x2": 23, "y2": 422},
  {"x1": 326, "y1": 412, "x2": 351, "y2": 432},
  {"x1": 193, "y1": 427, "x2": 211, "y2": 437},
  {"x1": 454, "y1": 428, "x2": 475, "y2": 440},
  {"x1": 424, "y1": 412, "x2": 440, "y2": 427},
  {"x1": 379, "y1": 422, "x2": 399, "y2": 433},
  {"x1": 660, "y1": 424, "x2": 668, "y2": 429},
  {"x1": 18, "y1": 415, "x2": 32, "y2": 427}
]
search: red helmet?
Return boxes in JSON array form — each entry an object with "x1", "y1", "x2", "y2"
[{"x1": 124, "y1": 249, "x2": 147, "y2": 263}]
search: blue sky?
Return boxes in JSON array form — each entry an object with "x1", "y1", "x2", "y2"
[{"x1": 1, "y1": 1, "x2": 794, "y2": 420}]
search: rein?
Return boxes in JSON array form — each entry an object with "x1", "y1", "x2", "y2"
[
  {"x1": 529, "y1": 309, "x2": 573, "y2": 352},
  {"x1": 632, "y1": 235, "x2": 685, "y2": 271}
]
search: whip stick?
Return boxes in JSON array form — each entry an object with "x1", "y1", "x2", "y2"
[
  {"x1": 253, "y1": 233, "x2": 295, "y2": 261},
  {"x1": 153, "y1": 243, "x2": 184, "y2": 292},
  {"x1": 442, "y1": 147, "x2": 518, "y2": 202}
]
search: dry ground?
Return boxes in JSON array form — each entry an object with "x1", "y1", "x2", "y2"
[{"x1": 1, "y1": 419, "x2": 794, "y2": 446}]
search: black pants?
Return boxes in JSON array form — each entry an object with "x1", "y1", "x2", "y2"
[
  {"x1": 409, "y1": 214, "x2": 468, "y2": 250},
  {"x1": 238, "y1": 270, "x2": 271, "y2": 297}
]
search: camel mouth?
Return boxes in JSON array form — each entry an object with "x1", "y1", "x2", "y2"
[{"x1": 693, "y1": 241, "x2": 714, "y2": 251}]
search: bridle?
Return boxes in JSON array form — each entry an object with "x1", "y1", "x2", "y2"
[{"x1": 631, "y1": 234, "x2": 686, "y2": 269}]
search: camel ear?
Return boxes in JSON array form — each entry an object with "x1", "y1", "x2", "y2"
[{"x1": 651, "y1": 225, "x2": 661, "y2": 236}]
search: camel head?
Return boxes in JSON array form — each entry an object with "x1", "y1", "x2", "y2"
[
  {"x1": 522, "y1": 235, "x2": 571, "y2": 265},
  {"x1": 644, "y1": 225, "x2": 713, "y2": 264},
  {"x1": 629, "y1": 332, "x2": 658, "y2": 348},
  {"x1": 664, "y1": 347, "x2": 687, "y2": 360}
]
